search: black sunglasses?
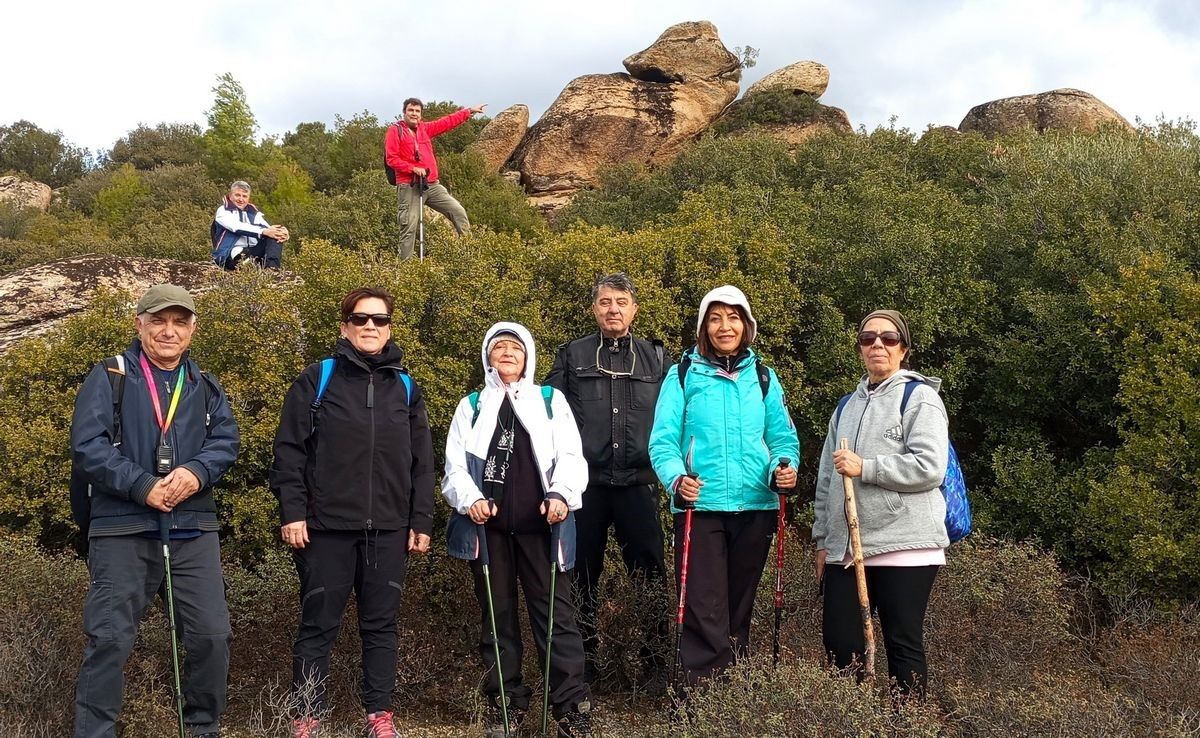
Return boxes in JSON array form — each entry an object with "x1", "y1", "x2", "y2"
[
  {"x1": 345, "y1": 313, "x2": 392, "y2": 327},
  {"x1": 857, "y1": 331, "x2": 903, "y2": 348}
]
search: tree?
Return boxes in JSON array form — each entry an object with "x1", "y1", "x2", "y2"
[
  {"x1": 92, "y1": 163, "x2": 151, "y2": 229},
  {"x1": 108, "y1": 123, "x2": 205, "y2": 170},
  {"x1": 281, "y1": 121, "x2": 337, "y2": 192},
  {"x1": 203, "y1": 73, "x2": 263, "y2": 183},
  {"x1": 0, "y1": 120, "x2": 88, "y2": 188}
]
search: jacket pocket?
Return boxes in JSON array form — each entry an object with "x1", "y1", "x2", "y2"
[{"x1": 857, "y1": 486, "x2": 904, "y2": 522}]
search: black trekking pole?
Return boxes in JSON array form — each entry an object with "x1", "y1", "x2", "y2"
[
  {"x1": 416, "y1": 173, "x2": 427, "y2": 261},
  {"x1": 159, "y1": 515, "x2": 186, "y2": 738},
  {"x1": 541, "y1": 516, "x2": 561, "y2": 738},
  {"x1": 772, "y1": 457, "x2": 792, "y2": 667},
  {"x1": 478, "y1": 505, "x2": 511, "y2": 737}
]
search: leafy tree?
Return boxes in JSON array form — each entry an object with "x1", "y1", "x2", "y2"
[
  {"x1": 254, "y1": 154, "x2": 315, "y2": 228},
  {"x1": 281, "y1": 121, "x2": 337, "y2": 192},
  {"x1": 0, "y1": 120, "x2": 88, "y2": 188},
  {"x1": 92, "y1": 163, "x2": 150, "y2": 229},
  {"x1": 107, "y1": 123, "x2": 205, "y2": 170},
  {"x1": 203, "y1": 73, "x2": 263, "y2": 183}
]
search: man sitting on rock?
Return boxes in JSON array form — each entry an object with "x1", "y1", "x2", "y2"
[{"x1": 211, "y1": 180, "x2": 289, "y2": 270}]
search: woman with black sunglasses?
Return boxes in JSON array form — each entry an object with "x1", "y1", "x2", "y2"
[
  {"x1": 812, "y1": 309, "x2": 950, "y2": 700},
  {"x1": 270, "y1": 286, "x2": 436, "y2": 738}
]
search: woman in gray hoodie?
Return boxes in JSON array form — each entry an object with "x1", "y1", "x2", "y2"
[{"x1": 812, "y1": 309, "x2": 949, "y2": 698}]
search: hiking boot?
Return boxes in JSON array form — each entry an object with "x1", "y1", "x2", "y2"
[
  {"x1": 365, "y1": 710, "x2": 396, "y2": 738},
  {"x1": 555, "y1": 701, "x2": 594, "y2": 738},
  {"x1": 291, "y1": 716, "x2": 319, "y2": 738},
  {"x1": 483, "y1": 704, "x2": 526, "y2": 737}
]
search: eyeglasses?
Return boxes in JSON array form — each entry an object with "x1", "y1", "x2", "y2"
[
  {"x1": 857, "y1": 331, "x2": 903, "y2": 348},
  {"x1": 345, "y1": 313, "x2": 392, "y2": 327},
  {"x1": 593, "y1": 340, "x2": 637, "y2": 378}
]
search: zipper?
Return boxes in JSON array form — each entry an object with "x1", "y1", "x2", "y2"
[{"x1": 366, "y1": 371, "x2": 375, "y2": 530}]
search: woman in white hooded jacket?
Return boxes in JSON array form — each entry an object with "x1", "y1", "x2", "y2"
[{"x1": 443, "y1": 322, "x2": 594, "y2": 738}]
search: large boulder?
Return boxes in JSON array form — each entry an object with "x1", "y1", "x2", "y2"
[
  {"x1": 470, "y1": 104, "x2": 530, "y2": 173},
  {"x1": 959, "y1": 88, "x2": 1133, "y2": 136},
  {"x1": 745, "y1": 61, "x2": 829, "y2": 99},
  {"x1": 511, "y1": 21, "x2": 741, "y2": 208},
  {"x1": 717, "y1": 86, "x2": 852, "y2": 147},
  {"x1": 0, "y1": 255, "x2": 217, "y2": 352},
  {"x1": 0, "y1": 176, "x2": 52, "y2": 212}
]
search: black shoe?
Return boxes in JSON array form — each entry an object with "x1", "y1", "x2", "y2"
[
  {"x1": 484, "y1": 704, "x2": 526, "y2": 737},
  {"x1": 555, "y1": 701, "x2": 594, "y2": 738}
]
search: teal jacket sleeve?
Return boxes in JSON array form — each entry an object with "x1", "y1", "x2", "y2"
[
  {"x1": 649, "y1": 364, "x2": 687, "y2": 490},
  {"x1": 762, "y1": 367, "x2": 800, "y2": 484}
]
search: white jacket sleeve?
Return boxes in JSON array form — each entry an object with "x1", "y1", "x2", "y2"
[
  {"x1": 547, "y1": 388, "x2": 587, "y2": 510},
  {"x1": 441, "y1": 396, "x2": 485, "y2": 515},
  {"x1": 214, "y1": 206, "x2": 267, "y2": 237}
]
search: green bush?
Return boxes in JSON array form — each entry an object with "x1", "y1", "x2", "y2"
[{"x1": 712, "y1": 89, "x2": 849, "y2": 137}]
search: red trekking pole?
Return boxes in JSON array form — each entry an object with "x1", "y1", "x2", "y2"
[
  {"x1": 672, "y1": 439, "x2": 698, "y2": 695},
  {"x1": 772, "y1": 457, "x2": 792, "y2": 666}
]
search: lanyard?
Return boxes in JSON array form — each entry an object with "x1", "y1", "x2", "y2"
[{"x1": 139, "y1": 353, "x2": 186, "y2": 439}]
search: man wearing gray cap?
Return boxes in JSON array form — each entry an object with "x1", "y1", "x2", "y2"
[{"x1": 70, "y1": 284, "x2": 240, "y2": 738}]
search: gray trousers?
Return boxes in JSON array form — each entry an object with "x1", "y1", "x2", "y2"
[
  {"x1": 73, "y1": 532, "x2": 231, "y2": 738},
  {"x1": 396, "y1": 181, "x2": 470, "y2": 259}
]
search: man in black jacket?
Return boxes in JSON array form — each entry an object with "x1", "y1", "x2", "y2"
[
  {"x1": 71, "y1": 284, "x2": 241, "y2": 738},
  {"x1": 270, "y1": 287, "x2": 435, "y2": 738},
  {"x1": 545, "y1": 273, "x2": 672, "y2": 684}
]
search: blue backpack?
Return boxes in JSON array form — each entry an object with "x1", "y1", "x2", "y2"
[
  {"x1": 468, "y1": 385, "x2": 555, "y2": 426},
  {"x1": 310, "y1": 357, "x2": 414, "y2": 421},
  {"x1": 835, "y1": 380, "x2": 972, "y2": 542}
]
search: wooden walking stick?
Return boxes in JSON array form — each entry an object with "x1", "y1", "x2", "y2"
[{"x1": 839, "y1": 438, "x2": 875, "y2": 680}]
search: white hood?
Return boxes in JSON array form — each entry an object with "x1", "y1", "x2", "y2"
[
  {"x1": 480, "y1": 321, "x2": 537, "y2": 392},
  {"x1": 696, "y1": 284, "x2": 758, "y2": 345}
]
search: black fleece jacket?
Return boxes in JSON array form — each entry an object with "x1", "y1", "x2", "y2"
[{"x1": 270, "y1": 339, "x2": 435, "y2": 534}]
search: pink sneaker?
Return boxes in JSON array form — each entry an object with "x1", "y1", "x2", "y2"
[
  {"x1": 292, "y1": 716, "x2": 320, "y2": 738},
  {"x1": 366, "y1": 710, "x2": 397, "y2": 738}
]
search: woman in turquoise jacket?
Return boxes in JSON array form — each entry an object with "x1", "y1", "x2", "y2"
[{"x1": 649, "y1": 285, "x2": 800, "y2": 691}]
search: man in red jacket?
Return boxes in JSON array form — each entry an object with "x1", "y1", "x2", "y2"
[{"x1": 384, "y1": 98, "x2": 486, "y2": 259}]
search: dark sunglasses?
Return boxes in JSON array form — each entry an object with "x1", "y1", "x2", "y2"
[
  {"x1": 857, "y1": 331, "x2": 903, "y2": 348},
  {"x1": 345, "y1": 313, "x2": 392, "y2": 327}
]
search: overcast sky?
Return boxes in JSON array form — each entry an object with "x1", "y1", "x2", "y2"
[{"x1": 5, "y1": 0, "x2": 1198, "y2": 153}]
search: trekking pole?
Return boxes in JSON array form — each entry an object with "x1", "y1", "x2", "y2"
[
  {"x1": 417, "y1": 174, "x2": 427, "y2": 261},
  {"x1": 839, "y1": 439, "x2": 875, "y2": 680},
  {"x1": 159, "y1": 515, "x2": 187, "y2": 738},
  {"x1": 478, "y1": 506, "x2": 511, "y2": 737},
  {"x1": 671, "y1": 437, "x2": 699, "y2": 698},
  {"x1": 772, "y1": 457, "x2": 792, "y2": 667},
  {"x1": 541, "y1": 517, "x2": 561, "y2": 738}
]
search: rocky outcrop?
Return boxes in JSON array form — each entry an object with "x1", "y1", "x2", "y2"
[
  {"x1": 0, "y1": 176, "x2": 52, "y2": 212},
  {"x1": 512, "y1": 21, "x2": 740, "y2": 210},
  {"x1": 470, "y1": 104, "x2": 529, "y2": 173},
  {"x1": 718, "y1": 58, "x2": 850, "y2": 147},
  {"x1": 959, "y1": 88, "x2": 1133, "y2": 136},
  {"x1": 745, "y1": 61, "x2": 829, "y2": 99},
  {"x1": 0, "y1": 255, "x2": 217, "y2": 352}
]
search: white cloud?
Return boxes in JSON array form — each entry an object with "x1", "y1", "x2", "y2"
[{"x1": 2, "y1": 0, "x2": 1196, "y2": 153}]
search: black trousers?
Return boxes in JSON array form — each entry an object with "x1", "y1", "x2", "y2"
[
  {"x1": 291, "y1": 529, "x2": 409, "y2": 715},
  {"x1": 470, "y1": 528, "x2": 589, "y2": 714},
  {"x1": 74, "y1": 533, "x2": 230, "y2": 738},
  {"x1": 574, "y1": 482, "x2": 666, "y2": 664},
  {"x1": 822, "y1": 564, "x2": 939, "y2": 696},
  {"x1": 673, "y1": 510, "x2": 775, "y2": 687},
  {"x1": 245, "y1": 236, "x2": 284, "y2": 269}
]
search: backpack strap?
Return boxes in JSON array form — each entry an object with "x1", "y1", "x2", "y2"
[
  {"x1": 313, "y1": 357, "x2": 336, "y2": 408},
  {"x1": 102, "y1": 356, "x2": 126, "y2": 446},
  {"x1": 677, "y1": 355, "x2": 692, "y2": 391},
  {"x1": 397, "y1": 370, "x2": 414, "y2": 406},
  {"x1": 469, "y1": 391, "x2": 481, "y2": 427},
  {"x1": 469, "y1": 387, "x2": 553, "y2": 427},
  {"x1": 834, "y1": 392, "x2": 853, "y2": 428},
  {"x1": 755, "y1": 357, "x2": 771, "y2": 399},
  {"x1": 900, "y1": 379, "x2": 923, "y2": 416}
]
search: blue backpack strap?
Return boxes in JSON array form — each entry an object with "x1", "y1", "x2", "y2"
[
  {"x1": 541, "y1": 385, "x2": 554, "y2": 419},
  {"x1": 834, "y1": 392, "x2": 853, "y2": 427},
  {"x1": 314, "y1": 357, "x2": 336, "y2": 408},
  {"x1": 676, "y1": 354, "x2": 692, "y2": 391},
  {"x1": 397, "y1": 370, "x2": 414, "y2": 406},
  {"x1": 469, "y1": 391, "x2": 481, "y2": 427},
  {"x1": 900, "y1": 379, "x2": 923, "y2": 416}
]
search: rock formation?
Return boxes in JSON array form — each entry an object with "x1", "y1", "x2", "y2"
[
  {"x1": 0, "y1": 255, "x2": 217, "y2": 352},
  {"x1": 0, "y1": 176, "x2": 53, "y2": 212},
  {"x1": 744, "y1": 61, "x2": 829, "y2": 99},
  {"x1": 959, "y1": 88, "x2": 1133, "y2": 136},
  {"x1": 718, "y1": 59, "x2": 850, "y2": 146},
  {"x1": 470, "y1": 104, "x2": 530, "y2": 173},
  {"x1": 511, "y1": 20, "x2": 740, "y2": 212}
]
